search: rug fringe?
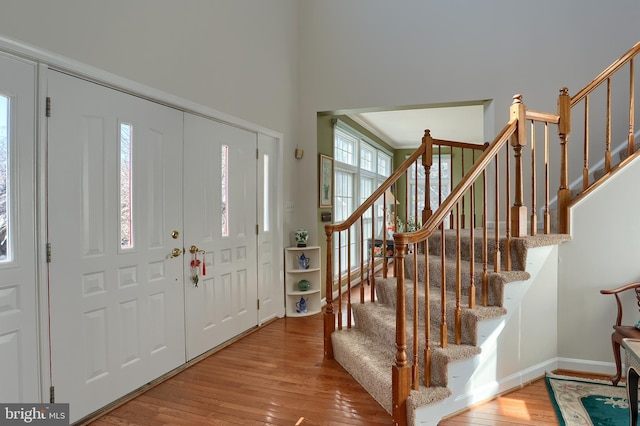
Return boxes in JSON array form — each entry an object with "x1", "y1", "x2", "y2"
[{"x1": 545, "y1": 371, "x2": 625, "y2": 387}]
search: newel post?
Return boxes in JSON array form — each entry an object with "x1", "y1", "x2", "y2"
[
  {"x1": 510, "y1": 95, "x2": 528, "y2": 237},
  {"x1": 392, "y1": 239, "x2": 410, "y2": 426},
  {"x1": 324, "y1": 226, "x2": 335, "y2": 359},
  {"x1": 422, "y1": 129, "x2": 433, "y2": 226},
  {"x1": 557, "y1": 87, "x2": 572, "y2": 234}
]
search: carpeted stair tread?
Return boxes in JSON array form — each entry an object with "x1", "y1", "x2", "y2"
[
  {"x1": 332, "y1": 233, "x2": 569, "y2": 421},
  {"x1": 402, "y1": 255, "x2": 531, "y2": 306},
  {"x1": 425, "y1": 230, "x2": 570, "y2": 271},
  {"x1": 372, "y1": 279, "x2": 507, "y2": 345},
  {"x1": 331, "y1": 327, "x2": 453, "y2": 415},
  {"x1": 351, "y1": 302, "x2": 481, "y2": 387}
]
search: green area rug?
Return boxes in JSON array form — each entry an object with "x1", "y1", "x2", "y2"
[{"x1": 545, "y1": 373, "x2": 638, "y2": 425}]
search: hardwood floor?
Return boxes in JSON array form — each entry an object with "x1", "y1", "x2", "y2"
[
  {"x1": 89, "y1": 312, "x2": 392, "y2": 426},
  {"x1": 87, "y1": 280, "x2": 597, "y2": 425}
]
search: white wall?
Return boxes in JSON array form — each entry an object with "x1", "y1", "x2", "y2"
[
  {"x1": 559, "y1": 156, "x2": 640, "y2": 365},
  {"x1": 0, "y1": 0, "x2": 300, "y2": 234}
]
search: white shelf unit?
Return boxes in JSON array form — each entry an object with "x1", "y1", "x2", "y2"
[{"x1": 285, "y1": 246, "x2": 321, "y2": 317}]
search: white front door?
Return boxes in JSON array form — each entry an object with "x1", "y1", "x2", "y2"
[
  {"x1": 47, "y1": 71, "x2": 185, "y2": 422},
  {"x1": 183, "y1": 113, "x2": 258, "y2": 360},
  {"x1": 0, "y1": 53, "x2": 39, "y2": 403}
]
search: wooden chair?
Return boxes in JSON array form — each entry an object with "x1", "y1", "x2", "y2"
[{"x1": 600, "y1": 282, "x2": 640, "y2": 385}]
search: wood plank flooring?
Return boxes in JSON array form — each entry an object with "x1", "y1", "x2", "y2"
[
  {"x1": 89, "y1": 313, "x2": 392, "y2": 426},
  {"x1": 87, "y1": 280, "x2": 595, "y2": 425}
]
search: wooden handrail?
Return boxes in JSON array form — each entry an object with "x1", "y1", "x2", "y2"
[
  {"x1": 525, "y1": 110, "x2": 560, "y2": 124},
  {"x1": 394, "y1": 118, "x2": 518, "y2": 246},
  {"x1": 571, "y1": 40, "x2": 640, "y2": 106},
  {"x1": 432, "y1": 139, "x2": 488, "y2": 151}
]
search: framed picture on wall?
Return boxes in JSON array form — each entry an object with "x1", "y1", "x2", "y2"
[{"x1": 319, "y1": 154, "x2": 333, "y2": 208}]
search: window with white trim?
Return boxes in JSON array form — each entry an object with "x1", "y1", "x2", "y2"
[{"x1": 333, "y1": 122, "x2": 392, "y2": 276}]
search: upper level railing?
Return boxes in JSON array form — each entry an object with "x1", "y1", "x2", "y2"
[{"x1": 557, "y1": 40, "x2": 640, "y2": 232}]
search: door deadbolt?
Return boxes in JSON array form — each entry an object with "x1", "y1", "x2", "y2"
[{"x1": 171, "y1": 230, "x2": 180, "y2": 239}]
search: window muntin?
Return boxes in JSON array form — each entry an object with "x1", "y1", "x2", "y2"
[{"x1": 119, "y1": 123, "x2": 133, "y2": 249}]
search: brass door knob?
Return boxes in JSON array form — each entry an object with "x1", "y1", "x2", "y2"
[{"x1": 170, "y1": 248, "x2": 183, "y2": 258}]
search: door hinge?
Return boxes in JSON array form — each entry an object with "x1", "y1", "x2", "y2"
[
  {"x1": 257, "y1": 299, "x2": 260, "y2": 310},
  {"x1": 256, "y1": 224, "x2": 259, "y2": 235},
  {"x1": 46, "y1": 243, "x2": 52, "y2": 263},
  {"x1": 256, "y1": 148, "x2": 259, "y2": 159},
  {"x1": 50, "y1": 386, "x2": 55, "y2": 403},
  {"x1": 46, "y1": 97, "x2": 51, "y2": 117}
]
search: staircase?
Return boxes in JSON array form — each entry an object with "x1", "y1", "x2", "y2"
[
  {"x1": 331, "y1": 231, "x2": 569, "y2": 425},
  {"x1": 323, "y1": 41, "x2": 640, "y2": 425}
]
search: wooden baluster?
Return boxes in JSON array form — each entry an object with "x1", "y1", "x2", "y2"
[
  {"x1": 494, "y1": 155, "x2": 501, "y2": 273},
  {"x1": 461, "y1": 149, "x2": 466, "y2": 229},
  {"x1": 557, "y1": 87, "x2": 572, "y2": 234},
  {"x1": 423, "y1": 238, "x2": 432, "y2": 387},
  {"x1": 370, "y1": 205, "x2": 375, "y2": 302},
  {"x1": 423, "y1": 130, "x2": 433, "y2": 224},
  {"x1": 392, "y1": 185, "x2": 398, "y2": 278},
  {"x1": 449, "y1": 147, "x2": 454, "y2": 229},
  {"x1": 440, "y1": 223, "x2": 448, "y2": 348},
  {"x1": 630, "y1": 58, "x2": 635, "y2": 158},
  {"x1": 505, "y1": 144, "x2": 512, "y2": 272},
  {"x1": 510, "y1": 94, "x2": 527, "y2": 238},
  {"x1": 482, "y1": 169, "x2": 489, "y2": 306},
  {"x1": 606, "y1": 78, "x2": 612, "y2": 172},
  {"x1": 347, "y1": 229, "x2": 352, "y2": 328},
  {"x1": 544, "y1": 123, "x2": 551, "y2": 234},
  {"x1": 455, "y1": 203, "x2": 462, "y2": 344},
  {"x1": 530, "y1": 121, "x2": 537, "y2": 236},
  {"x1": 469, "y1": 182, "x2": 476, "y2": 309},
  {"x1": 360, "y1": 219, "x2": 365, "y2": 304},
  {"x1": 414, "y1": 159, "x2": 419, "y2": 227},
  {"x1": 383, "y1": 190, "x2": 388, "y2": 279},
  {"x1": 438, "y1": 145, "x2": 443, "y2": 228},
  {"x1": 392, "y1": 241, "x2": 410, "y2": 426},
  {"x1": 324, "y1": 228, "x2": 335, "y2": 359},
  {"x1": 583, "y1": 94, "x2": 590, "y2": 191},
  {"x1": 405, "y1": 169, "x2": 409, "y2": 232},
  {"x1": 337, "y1": 231, "x2": 342, "y2": 330},
  {"x1": 412, "y1": 248, "x2": 419, "y2": 390}
]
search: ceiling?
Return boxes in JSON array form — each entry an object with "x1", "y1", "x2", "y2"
[{"x1": 349, "y1": 104, "x2": 486, "y2": 149}]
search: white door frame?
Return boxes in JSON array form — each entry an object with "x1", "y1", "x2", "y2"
[{"x1": 0, "y1": 36, "x2": 284, "y2": 401}]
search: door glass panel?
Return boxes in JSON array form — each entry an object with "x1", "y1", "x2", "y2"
[
  {"x1": 0, "y1": 95, "x2": 8, "y2": 261},
  {"x1": 263, "y1": 153, "x2": 270, "y2": 232},
  {"x1": 221, "y1": 144, "x2": 229, "y2": 237},
  {"x1": 120, "y1": 123, "x2": 133, "y2": 248}
]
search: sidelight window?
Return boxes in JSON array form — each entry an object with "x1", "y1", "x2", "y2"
[
  {"x1": 0, "y1": 95, "x2": 8, "y2": 261},
  {"x1": 119, "y1": 123, "x2": 133, "y2": 248},
  {"x1": 221, "y1": 145, "x2": 229, "y2": 237}
]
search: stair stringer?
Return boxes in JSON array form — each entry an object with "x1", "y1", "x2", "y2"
[{"x1": 410, "y1": 244, "x2": 562, "y2": 426}]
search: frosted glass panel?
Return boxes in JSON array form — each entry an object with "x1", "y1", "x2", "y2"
[
  {"x1": 221, "y1": 145, "x2": 229, "y2": 237},
  {"x1": 0, "y1": 95, "x2": 8, "y2": 261},
  {"x1": 120, "y1": 123, "x2": 133, "y2": 248}
]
